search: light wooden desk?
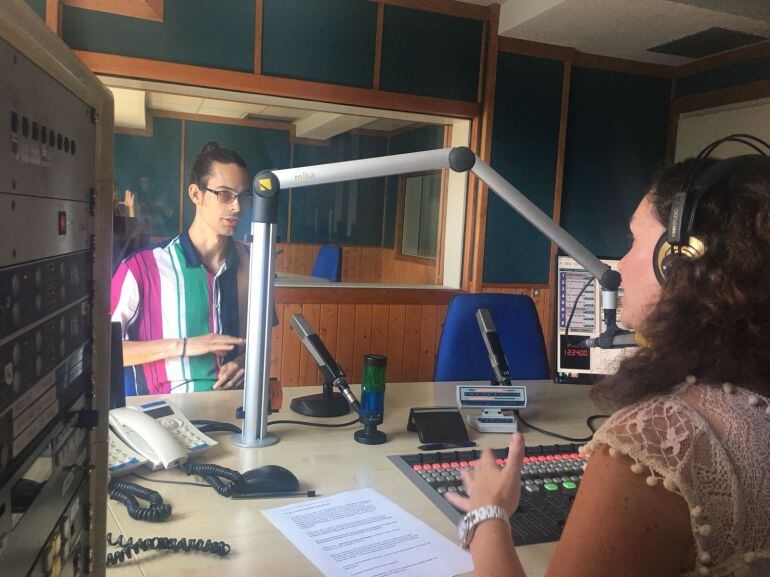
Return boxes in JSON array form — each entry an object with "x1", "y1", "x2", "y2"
[{"x1": 106, "y1": 380, "x2": 597, "y2": 577}]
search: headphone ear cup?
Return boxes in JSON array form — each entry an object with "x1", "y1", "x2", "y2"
[{"x1": 653, "y1": 234, "x2": 672, "y2": 284}]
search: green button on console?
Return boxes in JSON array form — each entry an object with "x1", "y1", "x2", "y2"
[
  {"x1": 563, "y1": 481, "x2": 577, "y2": 490},
  {"x1": 544, "y1": 483, "x2": 558, "y2": 491}
]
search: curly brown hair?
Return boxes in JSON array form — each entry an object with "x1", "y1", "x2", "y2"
[{"x1": 592, "y1": 155, "x2": 770, "y2": 409}]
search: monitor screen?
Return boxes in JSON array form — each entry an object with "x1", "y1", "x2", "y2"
[{"x1": 554, "y1": 256, "x2": 634, "y2": 383}]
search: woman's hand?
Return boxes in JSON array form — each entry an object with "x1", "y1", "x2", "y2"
[
  {"x1": 214, "y1": 353, "x2": 245, "y2": 390},
  {"x1": 185, "y1": 333, "x2": 245, "y2": 358},
  {"x1": 446, "y1": 432, "x2": 525, "y2": 515}
]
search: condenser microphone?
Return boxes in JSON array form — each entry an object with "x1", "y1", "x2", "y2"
[
  {"x1": 476, "y1": 308, "x2": 513, "y2": 386},
  {"x1": 290, "y1": 314, "x2": 361, "y2": 414}
]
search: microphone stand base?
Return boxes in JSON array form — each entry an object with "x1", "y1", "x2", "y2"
[
  {"x1": 291, "y1": 392, "x2": 351, "y2": 417},
  {"x1": 230, "y1": 432, "x2": 279, "y2": 448},
  {"x1": 354, "y1": 426, "x2": 387, "y2": 445}
]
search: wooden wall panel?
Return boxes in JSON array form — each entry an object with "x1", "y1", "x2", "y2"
[
  {"x1": 386, "y1": 305, "x2": 406, "y2": 382},
  {"x1": 418, "y1": 305, "x2": 438, "y2": 381},
  {"x1": 352, "y1": 305, "x2": 373, "y2": 381},
  {"x1": 401, "y1": 305, "x2": 422, "y2": 381},
  {"x1": 298, "y1": 304, "x2": 320, "y2": 386},
  {"x1": 280, "y1": 304, "x2": 303, "y2": 387},
  {"x1": 336, "y1": 304, "x2": 357, "y2": 379}
]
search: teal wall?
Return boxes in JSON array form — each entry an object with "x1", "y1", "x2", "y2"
[
  {"x1": 483, "y1": 53, "x2": 564, "y2": 284},
  {"x1": 60, "y1": 1, "x2": 484, "y2": 102},
  {"x1": 62, "y1": 0, "x2": 256, "y2": 72},
  {"x1": 676, "y1": 55, "x2": 770, "y2": 97},
  {"x1": 115, "y1": 117, "x2": 182, "y2": 238},
  {"x1": 380, "y1": 5, "x2": 483, "y2": 101},
  {"x1": 182, "y1": 121, "x2": 292, "y2": 241},
  {"x1": 24, "y1": 0, "x2": 45, "y2": 20},
  {"x1": 561, "y1": 67, "x2": 670, "y2": 258},
  {"x1": 262, "y1": 0, "x2": 377, "y2": 88}
]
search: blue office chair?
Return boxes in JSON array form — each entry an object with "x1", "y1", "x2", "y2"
[
  {"x1": 311, "y1": 245, "x2": 342, "y2": 282},
  {"x1": 435, "y1": 293, "x2": 549, "y2": 381}
]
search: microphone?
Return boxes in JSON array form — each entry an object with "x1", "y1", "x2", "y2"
[
  {"x1": 290, "y1": 314, "x2": 361, "y2": 414},
  {"x1": 580, "y1": 331, "x2": 639, "y2": 349},
  {"x1": 475, "y1": 308, "x2": 513, "y2": 386}
]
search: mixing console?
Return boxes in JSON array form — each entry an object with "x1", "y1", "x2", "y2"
[{"x1": 389, "y1": 443, "x2": 588, "y2": 545}]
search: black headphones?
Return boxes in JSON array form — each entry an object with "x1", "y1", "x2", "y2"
[{"x1": 653, "y1": 134, "x2": 770, "y2": 284}]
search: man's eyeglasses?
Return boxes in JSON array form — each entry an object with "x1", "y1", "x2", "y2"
[{"x1": 203, "y1": 187, "x2": 252, "y2": 204}]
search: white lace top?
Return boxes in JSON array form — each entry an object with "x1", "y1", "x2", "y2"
[{"x1": 581, "y1": 377, "x2": 770, "y2": 577}]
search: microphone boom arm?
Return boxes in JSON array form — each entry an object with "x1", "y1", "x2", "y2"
[{"x1": 237, "y1": 146, "x2": 622, "y2": 448}]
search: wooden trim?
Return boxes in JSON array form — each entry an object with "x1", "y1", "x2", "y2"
[
  {"x1": 665, "y1": 78, "x2": 678, "y2": 164},
  {"x1": 374, "y1": 0, "x2": 489, "y2": 21},
  {"x1": 63, "y1": 0, "x2": 164, "y2": 22},
  {"x1": 45, "y1": 0, "x2": 62, "y2": 34},
  {"x1": 286, "y1": 142, "x2": 294, "y2": 242},
  {"x1": 254, "y1": 0, "x2": 263, "y2": 75},
  {"x1": 461, "y1": 116, "x2": 481, "y2": 292},
  {"x1": 115, "y1": 112, "x2": 154, "y2": 136},
  {"x1": 498, "y1": 36, "x2": 674, "y2": 78},
  {"x1": 573, "y1": 52, "x2": 673, "y2": 78},
  {"x1": 468, "y1": 4, "x2": 499, "y2": 293},
  {"x1": 672, "y1": 78, "x2": 770, "y2": 115},
  {"x1": 675, "y1": 39, "x2": 770, "y2": 78},
  {"x1": 373, "y1": 1, "x2": 384, "y2": 90},
  {"x1": 274, "y1": 287, "x2": 458, "y2": 305},
  {"x1": 498, "y1": 37, "x2": 575, "y2": 62},
  {"x1": 292, "y1": 136, "x2": 332, "y2": 147},
  {"x1": 548, "y1": 62, "x2": 572, "y2": 291},
  {"x1": 434, "y1": 124, "x2": 451, "y2": 285},
  {"x1": 75, "y1": 51, "x2": 480, "y2": 118},
  {"x1": 476, "y1": 20, "x2": 488, "y2": 104},
  {"x1": 178, "y1": 119, "x2": 185, "y2": 232},
  {"x1": 148, "y1": 108, "x2": 295, "y2": 135},
  {"x1": 393, "y1": 252, "x2": 436, "y2": 265}
]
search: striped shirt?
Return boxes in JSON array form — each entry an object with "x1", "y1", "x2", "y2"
[{"x1": 111, "y1": 229, "x2": 242, "y2": 395}]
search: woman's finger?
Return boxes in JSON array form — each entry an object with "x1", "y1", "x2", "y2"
[{"x1": 503, "y1": 433, "x2": 525, "y2": 477}]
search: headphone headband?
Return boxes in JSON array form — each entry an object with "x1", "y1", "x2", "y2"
[{"x1": 654, "y1": 134, "x2": 770, "y2": 284}]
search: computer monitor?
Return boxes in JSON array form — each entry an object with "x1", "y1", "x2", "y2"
[{"x1": 554, "y1": 255, "x2": 634, "y2": 383}]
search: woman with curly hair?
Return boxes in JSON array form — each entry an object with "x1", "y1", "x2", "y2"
[{"x1": 449, "y1": 142, "x2": 770, "y2": 577}]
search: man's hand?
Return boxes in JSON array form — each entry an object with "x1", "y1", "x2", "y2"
[
  {"x1": 185, "y1": 333, "x2": 245, "y2": 357},
  {"x1": 120, "y1": 189, "x2": 136, "y2": 217},
  {"x1": 214, "y1": 353, "x2": 245, "y2": 390},
  {"x1": 445, "y1": 432, "x2": 525, "y2": 516}
]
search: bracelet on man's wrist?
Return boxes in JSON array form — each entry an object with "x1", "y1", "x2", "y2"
[{"x1": 180, "y1": 337, "x2": 187, "y2": 357}]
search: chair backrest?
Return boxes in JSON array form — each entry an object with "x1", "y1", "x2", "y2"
[
  {"x1": 311, "y1": 245, "x2": 342, "y2": 282},
  {"x1": 435, "y1": 293, "x2": 549, "y2": 382}
]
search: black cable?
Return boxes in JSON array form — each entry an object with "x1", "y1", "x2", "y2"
[
  {"x1": 514, "y1": 411, "x2": 609, "y2": 443},
  {"x1": 130, "y1": 472, "x2": 210, "y2": 489},
  {"x1": 563, "y1": 275, "x2": 594, "y2": 346},
  {"x1": 267, "y1": 417, "x2": 360, "y2": 428},
  {"x1": 181, "y1": 462, "x2": 242, "y2": 497},
  {"x1": 108, "y1": 479, "x2": 172, "y2": 522},
  {"x1": 106, "y1": 532, "x2": 230, "y2": 567}
]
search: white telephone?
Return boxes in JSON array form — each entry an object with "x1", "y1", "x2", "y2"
[{"x1": 108, "y1": 398, "x2": 217, "y2": 471}]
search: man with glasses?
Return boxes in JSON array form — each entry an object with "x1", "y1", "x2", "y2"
[{"x1": 111, "y1": 142, "x2": 252, "y2": 394}]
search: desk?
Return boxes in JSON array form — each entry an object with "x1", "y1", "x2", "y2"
[{"x1": 107, "y1": 381, "x2": 597, "y2": 577}]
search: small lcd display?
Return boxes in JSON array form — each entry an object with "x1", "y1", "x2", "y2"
[{"x1": 144, "y1": 405, "x2": 174, "y2": 419}]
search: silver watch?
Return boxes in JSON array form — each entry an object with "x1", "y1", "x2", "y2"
[{"x1": 457, "y1": 505, "x2": 509, "y2": 550}]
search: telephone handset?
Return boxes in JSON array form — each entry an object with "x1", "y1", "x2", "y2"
[{"x1": 109, "y1": 399, "x2": 217, "y2": 471}]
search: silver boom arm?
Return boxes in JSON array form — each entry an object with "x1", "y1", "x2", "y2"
[{"x1": 235, "y1": 146, "x2": 621, "y2": 448}]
